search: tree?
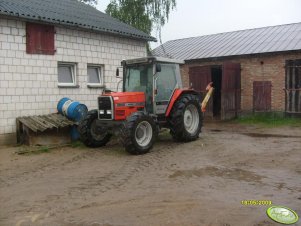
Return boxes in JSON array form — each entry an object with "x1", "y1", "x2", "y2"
[{"x1": 106, "y1": 0, "x2": 176, "y2": 39}]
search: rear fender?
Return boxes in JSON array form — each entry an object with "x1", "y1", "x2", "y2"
[{"x1": 165, "y1": 89, "x2": 200, "y2": 117}]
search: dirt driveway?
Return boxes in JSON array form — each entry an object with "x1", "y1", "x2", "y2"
[{"x1": 0, "y1": 122, "x2": 300, "y2": 226}]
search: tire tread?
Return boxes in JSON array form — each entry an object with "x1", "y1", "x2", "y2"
[{"x1": 168, "y1": 94, "x2": 203, "y2": 142}]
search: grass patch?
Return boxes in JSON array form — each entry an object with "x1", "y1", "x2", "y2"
[
  {"x1": 235, "y1": 112, "x2": 301, "y2": 127},
  {"x1": 17, "y1": 145, "x2": 50, "y2": 155},
  {"x1": 71, "y1": 140, "x2": 86, "y2": 148}
]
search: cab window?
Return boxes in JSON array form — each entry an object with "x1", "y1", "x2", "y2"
[{"x1": 155, "y1": 64, "x2": 178, "y2": 101}]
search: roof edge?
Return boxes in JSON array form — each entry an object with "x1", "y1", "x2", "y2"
[
  {"x1": 163, "y1": 21, "x2": 301, "y2": 44},
  {"x1": 183, "y1": 49, "x2": 301, "y2": 63},
  {"x1": 0, "y1": 11, "x2": 157, "y2": 42}
]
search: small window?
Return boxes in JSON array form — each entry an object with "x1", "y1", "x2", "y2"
[
  {"x1": 87, "y1": 65, "x2": 104, "y2": 87},
  {"x1": 58, "y1": 62, "x2": 76, "y2": 87},
  {"x1": 26, "y1": 22, "x2": 55, "y2": 55}
]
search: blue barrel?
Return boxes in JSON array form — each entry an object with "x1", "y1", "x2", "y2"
[
  {"x1": 57, "y1": 98, "x2": 88, "y2": 122},
  {"x1": 57, "y1": 97, "x2": 70, "y2": 114}
]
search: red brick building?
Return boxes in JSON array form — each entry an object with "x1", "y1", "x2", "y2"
[{"x1": 153, "y1": 23, "x2": 301, "y2": 119}]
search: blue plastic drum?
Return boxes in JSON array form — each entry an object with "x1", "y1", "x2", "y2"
[
  {"x1": 57, "y1": 98, "x2": 88, "y2": 122},
  {"x1": 57, "y1": 97, "x2": 70, "y2": 114}
]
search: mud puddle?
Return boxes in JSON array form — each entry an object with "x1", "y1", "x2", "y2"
[
  {"x1": 210, "y1": 129, "x2": 223, "y2": 132},
  {"x1": 242, "y1": 133, "x2": 301, "y2": 138}
]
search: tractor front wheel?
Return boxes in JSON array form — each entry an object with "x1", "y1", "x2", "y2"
[
  {"x1": 78, "y1": 110, "x2": 112, "y2": 147},
  {"x1": 169, "y1": 94, "x2": 203, "y2": 142},
  {"x1": 119, "y1": 112, "x2": 157, "y2": 155}
]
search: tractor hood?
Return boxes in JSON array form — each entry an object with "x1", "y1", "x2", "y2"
[
  {"x1": 98, "y1": 92, "x2": 146, "y2": 120},
  {"x1": 103, "y1": 91, "x2": 145, "y2": 104}
]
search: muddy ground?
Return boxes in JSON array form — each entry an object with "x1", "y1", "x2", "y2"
[{"x1": 0, "y1": 122, "x2": 300, "y2": 226}]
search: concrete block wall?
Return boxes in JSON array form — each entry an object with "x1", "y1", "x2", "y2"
[
  {"x1": 0, "y1": 17, "x2": 147, "y2": 144},
  {"x1": 181, "y1": 52, "x2": 301, "y2": 113}
]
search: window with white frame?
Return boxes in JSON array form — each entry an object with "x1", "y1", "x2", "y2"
[
  {"x1": 87, "y1": 65, "x2": 104, "y2": 87},
  {"x1": 58, "y1": 62, "x2": 76, "y2": 87}
]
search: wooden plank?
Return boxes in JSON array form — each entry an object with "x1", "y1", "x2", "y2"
[
  {"x1": 222, "y1": 62, "x2": 241, "y2": 119},
  {"x1": 17, "y1": 114, "x2": 75, "y2": 135},
  {"x1": 284, "y1": 89, "x2": 301, "y2": 91},
  {"x1": 285, "y1": 59, "x2": 301, "y2": 113},
  {"x1": 253, "y1": 81, "x2": 271, "y2": 111},
  {"x1": 292, "y1": 91, "x2": 296, "y2": 112},
  {"x1": 31, "y1": 116, "x2": 51, "y2": 130},
  {"x1": 41, "y1": 115, "x2": 57, "y2": 127},
  {"x1": 299, "y1": 91, "x2": 301, "y2": 112},
  {"x1": 34, "y1": 115, "x2": 58, "y2": 129},
  {"x1": 50, "y1": 114, "x2": 74, "y2": 127},
  {"x1": 17, "y1": 118, "x2": 38, "y2": 132},
  {"x1": 285, "y1": 63, "x2": 289, "y2": 113},
  {"x1": 28, "y1": 116, "x2": 48, "y2": 131},
  {"x1": 189, "y1": 66, "x2": 213, "y2": 117},
  {"x1": 286, "y1": 90, "x2": 290, "y2": 112},
  {"x1": 41, "y1": 115, "x2": 59, "y2": 128},
  {"x1": 45, "y1": 114, "x2": 62, "y2": 127},
  {"x1": 16, "y1": 119, "x2": 21, "y2": 144}
]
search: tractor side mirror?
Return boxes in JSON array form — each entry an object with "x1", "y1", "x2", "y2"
[
  {"x1": 155, "y1": 64, "x2": 161, "y2": 73},
  {"x1": 116, "y1": 68, "x2": 119, "y2": 77}
]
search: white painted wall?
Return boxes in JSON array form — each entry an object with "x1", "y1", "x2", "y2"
[{"x1": 0, "y1": 17, "x2": 147, "y2": 143}]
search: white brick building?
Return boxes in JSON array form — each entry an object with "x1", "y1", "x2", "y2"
[{"x1": 0, "y1": 0, "x2": 155, "y2": 144}]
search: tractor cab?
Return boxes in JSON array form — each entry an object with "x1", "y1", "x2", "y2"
[{"x1": 120, "y1": 57, "x2": 184, "y2": 115}]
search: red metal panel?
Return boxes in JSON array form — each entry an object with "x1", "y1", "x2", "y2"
[
  {"x1": 253, "y1": 81, "x2": 272, "y2": 111},
  {"x1": 41, "y1": 25, "x2": 55, "y2": 54},
  {"x1": 189, "y1": 66, "x2": 213, "y2": 116},
  {"x1": 26, "y1": 23, "x2": 55, "y2": 55},
  {"x1": 222, "y1": 62, "x2": 241, "y2": 120},
  {"x1": 105, "y1": 92, "x2": 146, "y2": 120},
  {"x1": 165, "y1": 89, "x2": 199, "y2": 117},
  {"x1": 26, "y1": 23, "x2": 36, "y2": 54}
]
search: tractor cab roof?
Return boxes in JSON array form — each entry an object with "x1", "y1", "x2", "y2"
[{"x1": 122, "y1": 57, "x2": 184, "y2": 66}]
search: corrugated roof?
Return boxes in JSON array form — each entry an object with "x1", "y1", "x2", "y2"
[
  {"x1": 0, "y1": 0, "x2": 156, "y2": 41},
  {"x1": 152, "y1": 23, "x2": 301, "y2": 60}
]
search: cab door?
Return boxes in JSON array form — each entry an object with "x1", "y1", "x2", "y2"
[{"x1": 154, "y1": 64, "x2": 181, "y2": 114}]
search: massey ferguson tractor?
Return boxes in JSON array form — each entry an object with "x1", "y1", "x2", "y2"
[{"x1": 78, "y1": 57, "x2": 212, "y2": 155}]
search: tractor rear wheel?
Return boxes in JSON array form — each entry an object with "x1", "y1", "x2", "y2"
[
  {"x1": 78, "y1": 110, "x2": 112, "y2": 147},
  {"x1": 169, "y1": 94, "x2": 203, "y2": 142},
  {"x1": 119, "y1": 112, "x2": 157, "y2": 155}
]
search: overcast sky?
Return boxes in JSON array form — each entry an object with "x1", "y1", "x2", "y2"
[{"x1": 97, "y1": 0, "x2": 301, "y2": 49}]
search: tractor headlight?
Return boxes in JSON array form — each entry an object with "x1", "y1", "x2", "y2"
[
  {"x1": 99, "y1": 110, "x2": 104, "y2": 114},
  {"x1": 107, "y1": 110, "x2": 112, "y2": 114}
]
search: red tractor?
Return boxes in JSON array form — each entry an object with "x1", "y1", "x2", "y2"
[{"x1": 78, "y1": 57, "x2": 210, "y2": 155}]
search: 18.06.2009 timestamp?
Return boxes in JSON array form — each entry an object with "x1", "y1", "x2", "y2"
[{"x1": 241, "y1": 200, "x2": 272, "y2": 205}]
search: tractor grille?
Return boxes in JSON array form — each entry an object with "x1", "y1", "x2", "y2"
[{"x1": 98, "y1": 96, "x2": 113, "y2": 119}]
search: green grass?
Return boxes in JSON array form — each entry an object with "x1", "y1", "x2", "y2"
[
  {"x1": 17, "y1": 145, "x2": 50, "y2": 155},
  {"x1": 71, "y1": 140, "x2": 86, "y2": 148},
  {"x1": 235, "y1": 112, "x2": 301, "y2": 127}
]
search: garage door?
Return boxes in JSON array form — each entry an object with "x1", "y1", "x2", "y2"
[
  {"x1": 222, "y1": 62, "x2": 241, "y2": 120},
  {"x1": 189, "y1": 66, "x2": 213, "y2": 117}
]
